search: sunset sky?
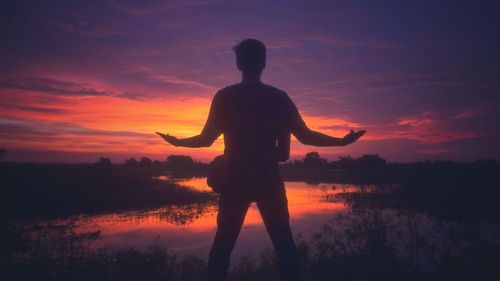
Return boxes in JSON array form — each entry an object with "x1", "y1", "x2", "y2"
[{"x1": 1, "y1": 0, "x2": 499, "y2": 163}]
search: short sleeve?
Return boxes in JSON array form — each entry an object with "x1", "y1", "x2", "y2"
[
  {"x1": 282, "y1": 92, "x2": 305, "y2": 132},
  {"x1": 203, "y1": 91, "x2": 224, "y2": 134}
]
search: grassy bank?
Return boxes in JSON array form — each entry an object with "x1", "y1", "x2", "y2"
[
  {"x1": 0, "y1": 163, "x2": 215, "y2": 222},
  {"x1": 2, "y1": 203, "x2": 499, "y2": 281},
  {"x1": 337, "y1": 161, "x2": 500, "y2": 222}
]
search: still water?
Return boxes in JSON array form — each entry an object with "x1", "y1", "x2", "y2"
[
  {"x1": 72, "y1": 177, "x2": 362, "y2": 258},
  {"x1": 25, "y1": 177, "x2": 500, "y2": 271}
]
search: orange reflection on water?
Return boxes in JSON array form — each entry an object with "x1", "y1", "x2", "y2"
[
  {"x1": 172, "y1": 177, "x2": 351, "y2": 220},
  {"x1": 75, "y1": 178, "x2": 357, "y2": 254},
  {"x1": 153, "y1": 176, "x2": 351, "y2": 225}
]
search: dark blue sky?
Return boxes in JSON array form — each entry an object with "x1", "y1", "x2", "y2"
[{"x1": 1, "y1": 0, "x2": 499, "y2": 162}]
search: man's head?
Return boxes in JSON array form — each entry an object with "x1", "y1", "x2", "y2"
[{"x1": 233, "y1": 39, "x2": 266, "y2": 75}]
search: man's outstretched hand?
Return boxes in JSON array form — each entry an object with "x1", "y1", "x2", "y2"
[
  {"x1": 342, "y1": 129, "x2": 366, "y2": 146},
  {"x1": 156, "y1": 132, "x2": 179, "y2": 146}
]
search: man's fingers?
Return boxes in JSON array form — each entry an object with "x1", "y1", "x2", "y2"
[
  {"x1": 156, "y1": 132, "x2": 172, "y2": 138},
  {"x1": 156, "y1": 132, "x2": 173, "y2": 141},
  {"x1": 353, "y1": 130, "x2": 366, "y2": 141}
]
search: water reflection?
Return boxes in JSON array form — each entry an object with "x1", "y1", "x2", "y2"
[
  {"x1": 65, "y1": 177, "x2": 359, "y2": 255},
  {"x1": 161, "y1": 176, "x2": 213, "y2": 192}
]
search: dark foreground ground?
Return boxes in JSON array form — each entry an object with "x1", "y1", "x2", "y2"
[{"x1": 1, "y1": 161, "x2": 500, "y2": 280}]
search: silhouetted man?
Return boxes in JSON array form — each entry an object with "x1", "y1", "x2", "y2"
[{"x1": 157, "y1": 39, "x2": 365, "y2": 281}]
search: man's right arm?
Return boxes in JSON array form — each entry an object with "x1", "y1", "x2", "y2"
[{"x1": 156, "y1": 91, "x2": 223, "y2": 148}]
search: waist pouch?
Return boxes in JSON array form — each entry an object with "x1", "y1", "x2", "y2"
[
  {"x1": 207, "y1": 154, "x2": 230, "y2": 194},
  {"x1": 207, "y1": 154, "x2": 280, "y2": 194}
]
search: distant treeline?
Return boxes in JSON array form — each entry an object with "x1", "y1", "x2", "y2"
[
  {"x1": 92, "y1": 155, "x2": 209, "y2": 171},
  {"x1": 1, "y1": 147, "x2": 497, "y2": 171},
  {"x1": 282, "y1": 152, "x2": 387, "y2": 169},
  {"x1": 3, "y1": 150, "x2": 498, "y2": 186},
  {"x1": 93, "y1": 151, "x2": 499, "y2": 171},
  {"x1": 92, "y1": 153, "x2": 388, "y2": 171}
]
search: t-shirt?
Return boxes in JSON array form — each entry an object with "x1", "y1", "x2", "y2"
[{"x1": 203, "y1": 81, "x2": 304, "y2": 177}]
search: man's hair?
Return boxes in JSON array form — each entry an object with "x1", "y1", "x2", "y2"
[{"x1": 233, "y1": 39, "x2": 266, "y2": 73}]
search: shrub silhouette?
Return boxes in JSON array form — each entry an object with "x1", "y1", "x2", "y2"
[
  {"x1": 166, "y1": 155, "x2": 194, "y2": 171},
  {"x1": 303, "y1": 152, "x2": 328, "y2": 168}
]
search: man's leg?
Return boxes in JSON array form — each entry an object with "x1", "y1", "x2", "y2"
[
  {"x1": 257, "y1": 187, "x2": 303, "y2": 281},
  {"x1": 207, "y1": 194, "x2": 250, "y2": 281}
]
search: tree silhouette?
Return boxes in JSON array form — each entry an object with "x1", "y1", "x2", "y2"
[
  {"x1": 95, "y1": 157, "x2": 112, "y2": 169},
  {"x1": 0, "y1": 148, "x2": 6, "y2": 160},
  {"x1": 330, "y1": 155, "x2": 386, "y2": 169},
  {"x1": 139, "y1": 157, "x2": 153, "y2": 167},
  {"x1": 303, "y1": 152, "x2": 328, "y2": 168},
  {"x1": 355, "y1": 154, "x2": 386, "y2": 168},
  {"x1": 166, "y1": 155, "x2": 194, "y2": 170},
  {"x1": 332, "y1": 156, "x2": 355, "y2": 169},
  {"x1": 124, "y1": 158, "x2": 139, "y2": 168}
]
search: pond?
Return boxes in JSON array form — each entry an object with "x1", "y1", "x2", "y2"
[
  {"x1": 8, "y1": 175, "x2": 500, "y2": 276},
  {"x1": 6, "y1": 171, "x2": 500, "y2": 280},
  {"x1": 48, "y1": 177, "x2": 368, "y2": 259}
]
